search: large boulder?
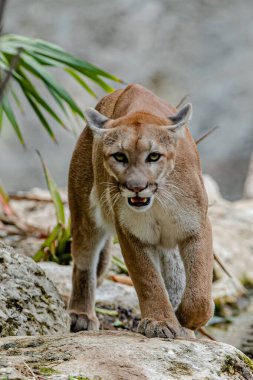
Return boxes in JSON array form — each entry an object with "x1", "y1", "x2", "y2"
[
  {"x1": 0, "y1": 243, "x2": 70, "y2": 336},
  {"x1": 0, "y1": 331, "x2": 252, "y2": 379},
  {"x1": 204, "y1": 176, "x2": 253, "y2": 291}
]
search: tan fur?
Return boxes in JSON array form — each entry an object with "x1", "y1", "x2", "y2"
[{"x1": 68, "y1": 84, "x2": 214, "y2": 338}]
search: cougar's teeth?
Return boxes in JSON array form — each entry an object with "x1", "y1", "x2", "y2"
[
  {"x1": 128, "y1": 196, "x2": 151, "y2": 207},
  {"x1": 131, "y1": 197, "x2": 147, "y2": 203}
]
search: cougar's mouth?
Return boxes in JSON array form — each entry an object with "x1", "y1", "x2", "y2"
[{"x1": 128, "y1": 196, "x2": 151, "y2": 207}]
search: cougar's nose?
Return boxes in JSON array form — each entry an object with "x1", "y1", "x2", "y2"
[{"x1": 126, "y1": 181, "x2": 148, "y2": 193}]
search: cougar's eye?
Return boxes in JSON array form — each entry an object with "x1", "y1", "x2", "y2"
[
  {"x1": 147, "y1": 152, "x2": 161, "y2": 162},
  {"x1": 113, "y1": 152, "x2": 128, "y2": 163}
]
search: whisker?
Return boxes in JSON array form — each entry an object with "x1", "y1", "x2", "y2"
[
  {"x1": 100, "y1": 181, "x2": 118, "y2": 187},
  {"x1": 156, "y1": 194, "x2": 167, "y2": 210},
  {"x1": 160, "y1": 182, "x2": 193, "y2": 200},
  {"x1": 158, "y1": 189, "x2": 179, "y2": 209},
  {"x1": 112, "y1": 193, "x2": 121, "y2": 208}
]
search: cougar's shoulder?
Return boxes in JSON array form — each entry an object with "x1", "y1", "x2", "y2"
[{"x1": 95, "y1": 88, "x2": 124, "y2": 118}]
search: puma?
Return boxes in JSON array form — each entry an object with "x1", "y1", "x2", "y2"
[{"x1": 68, "y1": 84, "x2": 214, "y2": 338}]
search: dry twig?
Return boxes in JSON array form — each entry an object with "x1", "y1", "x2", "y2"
[
  {"x1": 198, "y1": 327, "x2": 216, "y2": 341},
  {"x1": 23, "y1": 361, "x2": 36, "y2": 379},
  {"x1": 109, "y1": 274, "x2": 133, "y2": 286},
  {"x1": 195, "y1": 126, "x2": 219, "y2": 145},
  {"x1": 176, "y1": 94, "x2": 190, "y2": 109},
  {"x1": 9, "y1": 193, "x2": 67, "y2": 203}
]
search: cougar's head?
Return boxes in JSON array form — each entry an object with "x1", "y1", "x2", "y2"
[{"x1": 85, "y1": 104, "x2": 192, "y2": 212}]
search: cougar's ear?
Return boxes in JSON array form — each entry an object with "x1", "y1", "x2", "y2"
[
  {"x1": 84, "y1": 108, "x2": 109, "y2": 135},
  {"x1": 168, "y1": 103, "x2": 192, "y2": 131}
]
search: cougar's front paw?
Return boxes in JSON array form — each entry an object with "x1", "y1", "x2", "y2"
[
  {"x1": 137, "y1": 318, "x2": 194, "y2": 339},
  {"x1": 69, "y1": 311, "x2": 99, "y2": 332},
  {"x1": 176, "y1": 298, "x2": 214, "y2": 330}
]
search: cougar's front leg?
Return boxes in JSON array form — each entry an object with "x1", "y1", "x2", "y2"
[
  {"x1": 68, "y1": 225, "x2": 106, "y2": 332},
  {"x1": 176, "y1": 218, "x2": 214, "y2": 330},
  {"x1": 117, "y1": 227, "x2": 193, "y2": 339}
]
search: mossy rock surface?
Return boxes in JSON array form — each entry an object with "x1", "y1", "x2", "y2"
[
  {"x1": 0, "y1": 331, "x2": 252, "y2": 379},
  {"x1": 0, "y1": 243, "x2": 70, "y2": 337}
]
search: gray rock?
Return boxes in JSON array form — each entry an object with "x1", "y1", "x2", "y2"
[
  {"x1": 204, "y1": 175, "x2": 253, "y2": 283},
  {"x1": 0, "y1": 331, "x2": 252, "y2": 379},
  {"x1": 0, "y1": 243, "x2": 70, "y2": 336},
  {"x1": 244, "y1": 152, "x2": 253, "y2": 199},
  {"x1": 209, "y1": 297, "x2": 253, "y2": 359},
  {"x1": 96, "y1": 279, "x2": 139, "y2": 313},
  {"x1": 39, "y1": 262, "x2": 140, "y2": 313}
]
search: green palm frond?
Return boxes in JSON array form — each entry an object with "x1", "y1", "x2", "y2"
[
  {"x1": 0, "y1": 34, "x2": 122, "y2": 144},
  {"x1": 33, "y1": 151, "x2": 71, "y2": 265}
]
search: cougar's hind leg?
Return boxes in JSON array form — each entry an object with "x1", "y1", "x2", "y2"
[
  {"x1": 68, "y1": 222, "x2": 108, "y2": 332},
  {"x1": 97, "y1": 238, "x2": 113, "y2": 287},
  {"x1": 160, "y1": 248, "x2": 186, "y2": 311}
]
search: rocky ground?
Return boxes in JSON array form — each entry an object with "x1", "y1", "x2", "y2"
[{"x1": 1, "y1": 331, "x2": 253, "y2": 380}]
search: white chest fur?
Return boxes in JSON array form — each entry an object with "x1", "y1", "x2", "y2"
[{"x1": 118, "y1": 198, "x2": 200, "y2": 248}]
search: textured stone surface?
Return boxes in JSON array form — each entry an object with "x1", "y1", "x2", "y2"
[
  {"x1": 39, "y1": 262, "x2": 139, "y2": 312},
  {"x1": 0, "y1": 331, "x2": 252, "y2": 379},
  {"x1": 0, "y1": 243, "x2": 70, "y2": 336},
  {"x1": 204, "y1": 176, "x2": 253, "y2": 287},
  {"x1": 209, "y1": 298, "x2": 253, "y2": 360},
  {"x1": 244, "y1": 152, "x2": 253, "y2": 199}
]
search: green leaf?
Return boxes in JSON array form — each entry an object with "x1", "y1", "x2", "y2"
[
  {"x1": 9, "y1": 59, "x2": 68, "y2": 124},
  {"x1": 0, "y1": 183, "x2": 9, "y2": 203},
  {"x1": 65, "y1": 68, "x2": 97, "y2": 98},
  {"x1": 27, "y1": 51, "x2": 65, "y2": 67},
  {"x1": 25, "y1": 93, "x2": 57, "y2": 142},
  {"x1": 66, "y1": 217, "x2": 71, "y2": 236},
  {"x1": 33, "y1": 223, "x2": 62, "y2": 262},
  {"x1": 112, "y1": 256, "x2": 129, "y2": 275},
  {"x1": 2, "y1": 95, "x2": 25, "y2": 145},
  {"x1": 46, "y1": 85, "x2": 68, "y2": 116},
  {"x1": 0, "y1": 103, "x2": 3, "y2": 133},
  {"x1": 95, "y1": 307, "x2": 118, "y2": 317},
  {"x1": 57, "y1": 226, "x2": 69, "y2": 253},
  {"x1": 10, "y1": 88, "x2": 25, "y2": 114},
  {"x1": 32, "y1": 249, "x2": 45, "y2": 262},
  {"x1": 19, "y1": 53, "x2": 84, "y2": 117},
  {"x1": 36, "y1": 151, "x2": 65, "y2": 224},
  {"x1": 16, "y1": 68, "x2": 69, "y2": 131},
  {"x1": 113, "y1": 319, "x2": 124, "y2": 327},
  {"x1": 85, "y1": 72, "x2": 115, "y2": 93}
]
